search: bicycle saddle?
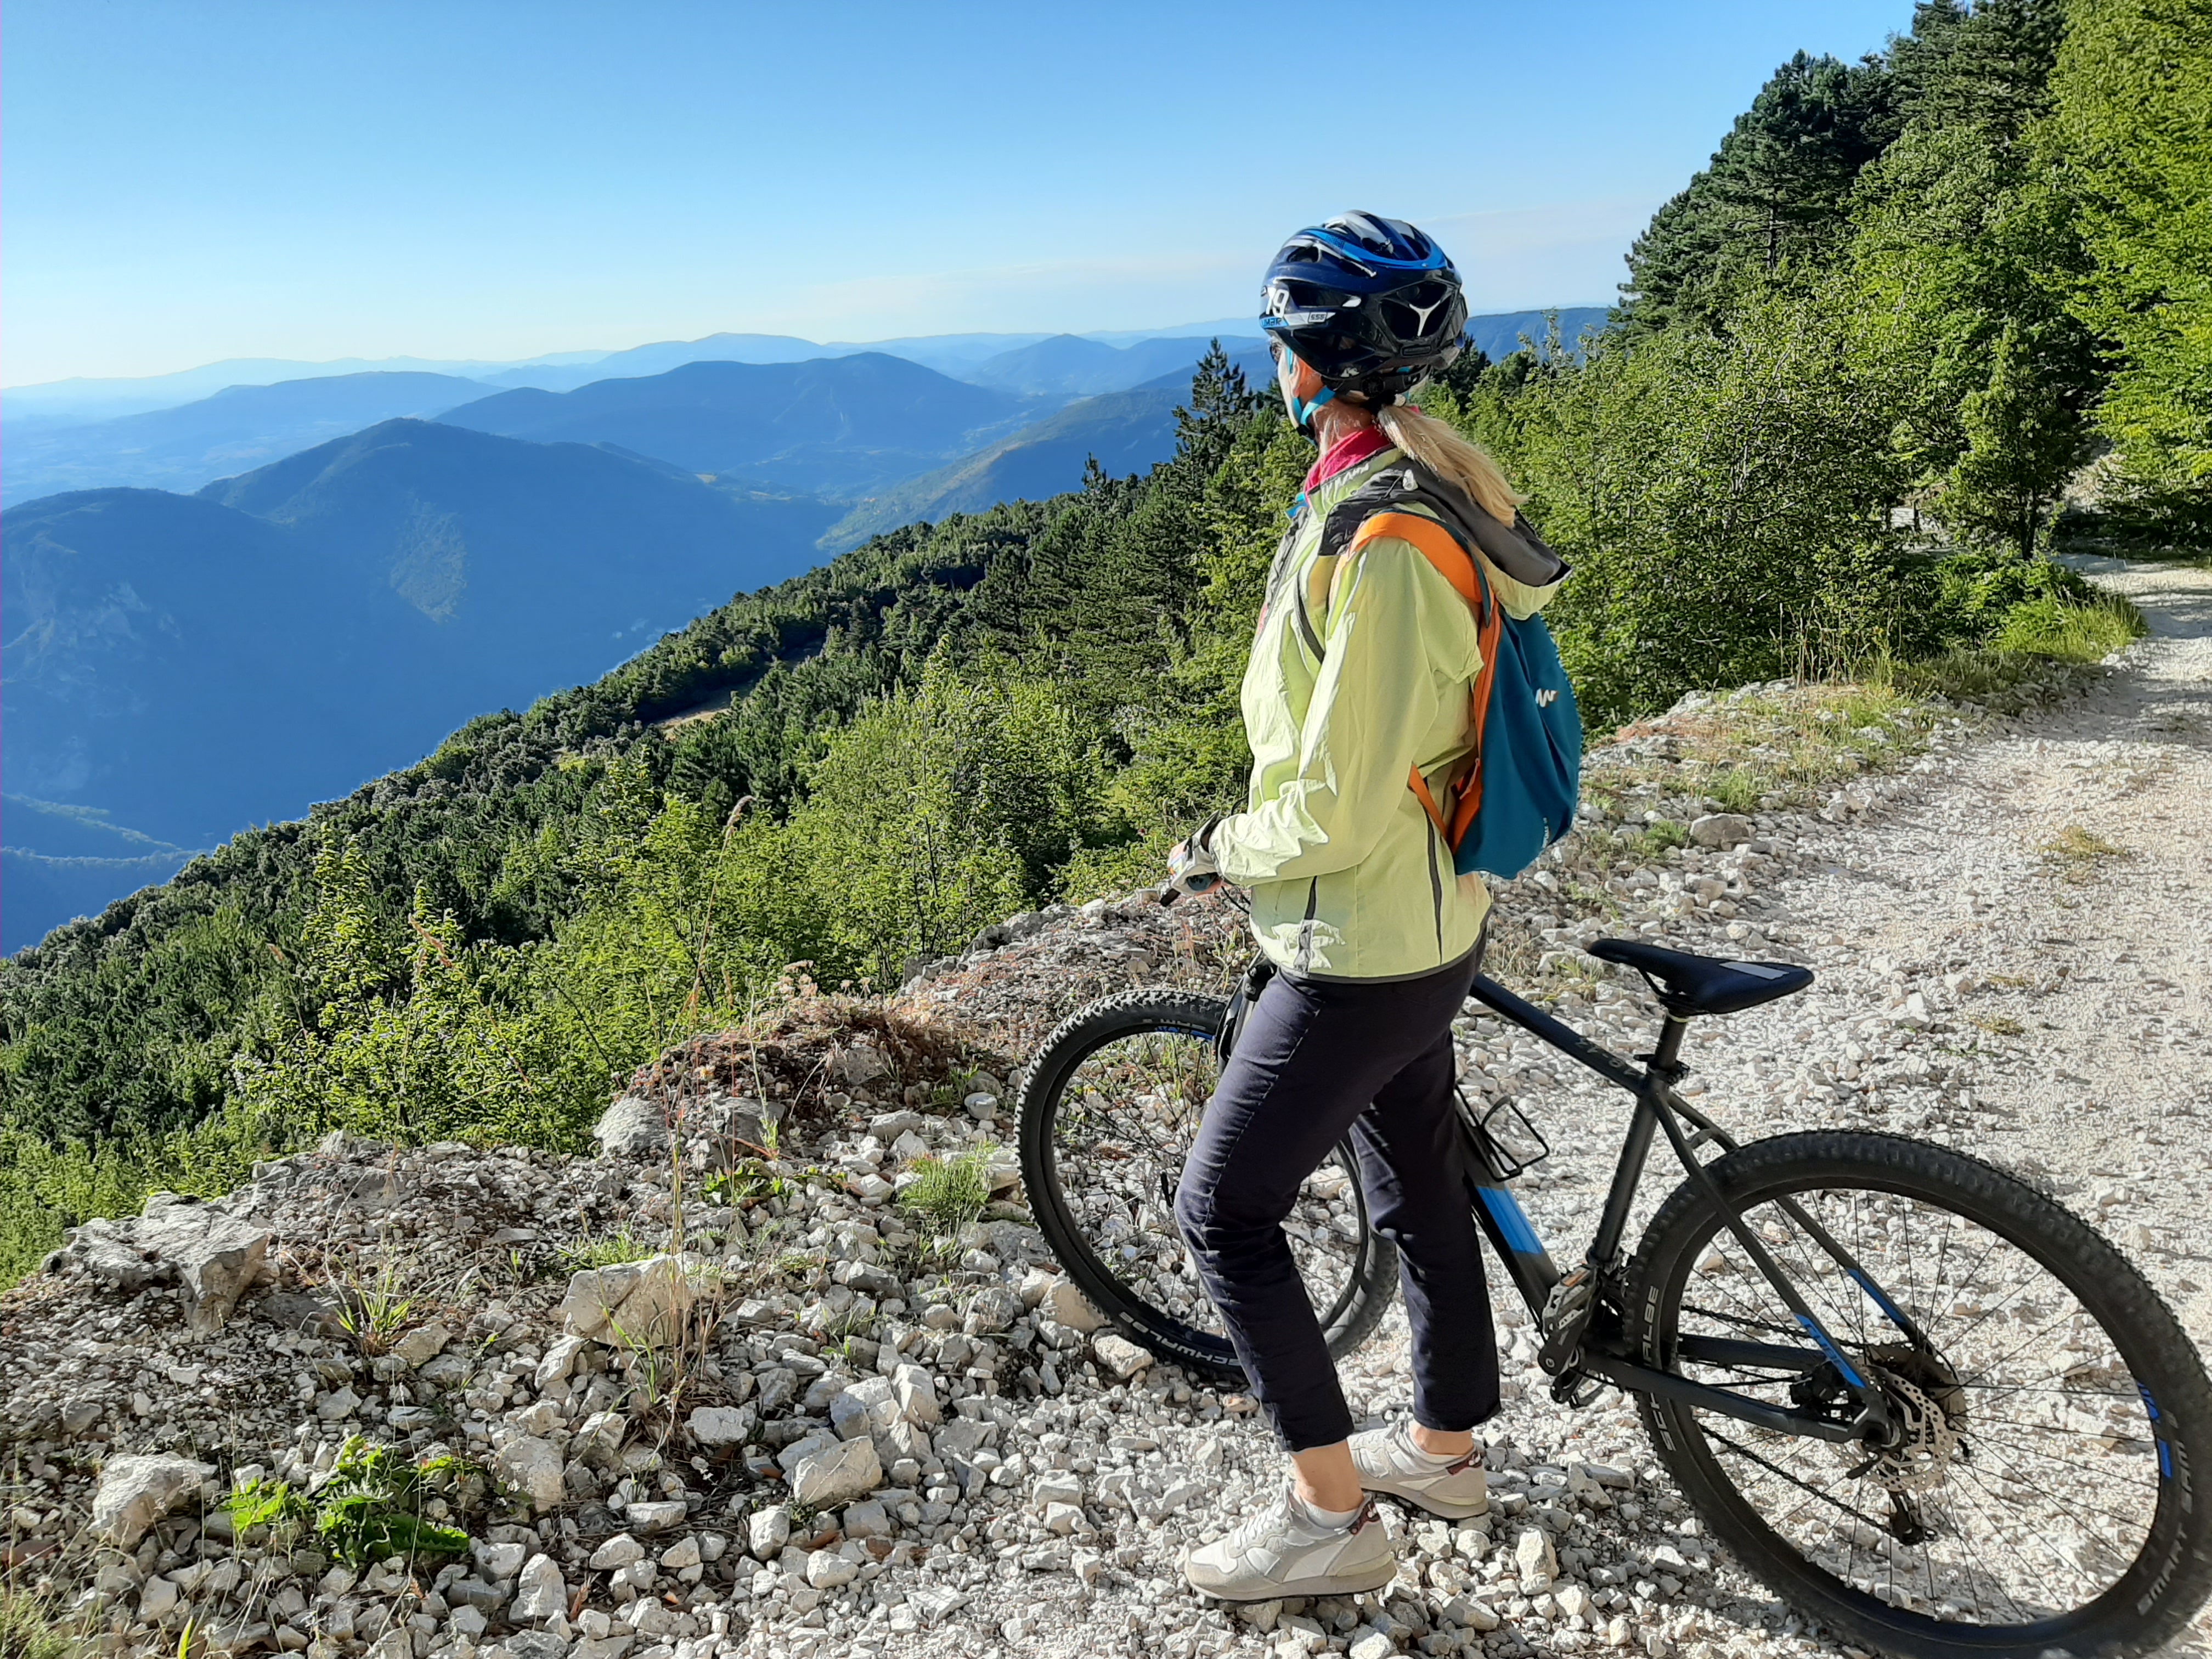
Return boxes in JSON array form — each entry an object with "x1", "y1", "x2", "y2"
[{"x1": 1585, "y1": 938, "x2": 1813, "y2": 1017}]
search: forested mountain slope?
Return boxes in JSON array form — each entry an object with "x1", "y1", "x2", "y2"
[{"x1": 820, "y1": 386, "x2": 1188, "y2": 549}]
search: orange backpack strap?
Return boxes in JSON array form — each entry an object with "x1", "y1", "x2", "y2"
[
  {"x1": 1345, "y1": 510, "x2": 1503, "y2": 851},
  {"x1": 1349, "y1": 512, "x2": 1481, "y2": 604}
]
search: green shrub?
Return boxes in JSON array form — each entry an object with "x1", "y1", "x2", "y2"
[
  {"x1": 1430, "y1": 295, "x2": 1922, "y2": 727},
  {"x1": 0, "y1": 1587, "x2": 81, "y2": 1659},
  {"x1": 313, "y1": 1438, "x2": 479, "y2": 1567}
]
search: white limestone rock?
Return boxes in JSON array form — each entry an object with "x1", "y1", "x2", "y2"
[
  {"x1": 61, "y1": 1193, "x2": 270, "y2": 1335},
  {"x1": 510, "y1": 1553, "x2": 568, "y2": 1622},
  {"x1": 1093, "y1": 1333, "x2": 1154, "y2": 1378},
  {"x1": 558, "y1": 1252, "x2": 701, "y2": 1344},
  {"x1": 687, "y1": 1403, "x2": 758, "y2": 1448},
  {"x1": 625, "y1": 1498, "x2": 688, "y2": 1533},
  {"x1": 495, "y1": 1436, "x2": 566, "y2": 1511},
  {"x1": 589, "y1": 1532, "x2": 646, "y2": 1571},
  {"x1": 1515, "y1": 1526, "x2": 1557, "y2": 1591},
  {"x1": 891, "y1": 1361, "x2": 941, "y2": 1425},
  {"x1": 391, "y1": 1323, "x2": 452, "y2": 1368},
  {"x1": 592, "y1": 1095, "x2": 668, "y2": 1158},
  {"x1": 842, "y1": 1499, "x2": 891, "y2": 1539},
  {"x1": 1043, "y1": 1279, "x2": 1105, "y2": 1334},
  {"x1": 92, "y1": 1454, "x2": 214, "y2": 1548},
  {"x1": 746, "y1": 1504, "x2": 792, "y2": 1560},
  {"x1": 789, "y1": 1435, "x2": 882, "y2": 1506},
  {"x1": 473, "y1": 1539, "x2": 529, "y2": 1581},
  {"x1": 533, "y1": 1334, "x2": 586, "y2": 1388},
  {"x1": 1689, "y1": 812, "x2": 1754, "y2": 849}
]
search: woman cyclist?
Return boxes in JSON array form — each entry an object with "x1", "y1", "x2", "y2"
[{"x1": 1164, "y1": 213, "x2": 1569, "y2": 1601}]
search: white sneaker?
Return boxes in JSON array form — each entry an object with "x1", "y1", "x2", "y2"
[
  {"x1": 1351, "y1": 1420, "x2": 1489, "y2": 1519},
  {"x1": 1181, "y1": 1490, "x2": 1397, "y2": 1601}
]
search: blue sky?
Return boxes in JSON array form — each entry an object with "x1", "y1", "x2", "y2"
[{"x1": 4, "y1": 1, "x2": 1914, "y2": 386}]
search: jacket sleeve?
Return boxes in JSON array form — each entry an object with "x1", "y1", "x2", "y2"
[{"x1": 1210, "y1": 537, "x2": 1450, "y2": 888}]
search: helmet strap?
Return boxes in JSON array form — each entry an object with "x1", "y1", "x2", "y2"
[{"x1": 1290, "y1": 383, "x2": 1336, "y2": 436}]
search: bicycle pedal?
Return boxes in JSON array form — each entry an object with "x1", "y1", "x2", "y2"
[{"x1": 1548, "y1": 1369, "x2": 1606, "y2": 1408}]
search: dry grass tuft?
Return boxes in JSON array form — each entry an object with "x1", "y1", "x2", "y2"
[{"x1": 2038, "y1": 824, "x2": 2133, "y2": 882}]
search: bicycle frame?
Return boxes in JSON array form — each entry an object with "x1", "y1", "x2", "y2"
[{"x1": 1459, "y1": 972, "x2": 1909, "y2": 1449}]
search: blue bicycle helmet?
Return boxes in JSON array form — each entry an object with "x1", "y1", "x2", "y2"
[{"x1": 1260, "y1": 212, "x2": 1469, "y2": 405}]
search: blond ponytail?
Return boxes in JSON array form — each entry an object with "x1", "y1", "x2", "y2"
[{"x1": 1374, "y1": 399, "x2": 1522, "y2": 527}]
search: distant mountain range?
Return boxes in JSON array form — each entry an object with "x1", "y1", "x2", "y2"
[
  {"x1": 0, "y1": 371, "x2": 495, "y2": 506},
  {"x1": 967, "y1": 334, "x2": 1267, "y2": 397},
  {"x1": 439, "y1": 354, "x2": 1040, "y2": 496},
  {"x1": 0, "y1": 322, "x2": 1260, "y2": 428},
  {"x1": 2, "y1": 421, "x2": 836, "y2": 950},
  {"x1": 1, "y1": 308, "x2": 1606, "y2": 951}
]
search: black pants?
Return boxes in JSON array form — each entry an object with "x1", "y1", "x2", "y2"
[{"x1": 1174, "y1": 955, "x2": 1500, "y2": 1452}]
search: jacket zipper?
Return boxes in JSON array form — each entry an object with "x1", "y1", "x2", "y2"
[{"x1": 1295, "y1": 879, "x2": 1318, "y2": 976}]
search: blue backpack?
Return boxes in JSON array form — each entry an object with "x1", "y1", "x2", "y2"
[{"x1": 1319, "y1": 465, "x2": 1582, "y2": 879}]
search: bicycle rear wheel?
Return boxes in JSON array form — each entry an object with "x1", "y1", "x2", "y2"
[
  {"x1": 1626, "y1": 1130, "x2": 2212, "y2": 1658},
  {"x1": 1016, "y1": 988, "x2": 1398, "y2": 1384}
]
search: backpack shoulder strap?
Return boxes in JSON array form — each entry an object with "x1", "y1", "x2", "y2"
[
  {"x1": 1313, "y1": 466, "x2": 1508, "y2": 853},
  {"x1": 1291, "y1": 470, "x2": 1414, "y2": 654},
  {"x1": 1318, "y1": 466, "x2": 1494, "y2": 616}
]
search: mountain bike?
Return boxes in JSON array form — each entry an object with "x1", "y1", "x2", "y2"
[{"x1": 1015, "y1": 916, "x2": 2212, "y2": 1659}]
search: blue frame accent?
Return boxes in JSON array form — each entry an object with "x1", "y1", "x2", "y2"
[
  {"x1": 1476, "y1": 1185, "x2": 1545, "y2": 1257},
  {"x1": 1795, "y1": 1313, "x2": 1867, "y2": 1390},
  {"x1": 1301, "y1": 224, "x2": 1451, "y2": 275}
]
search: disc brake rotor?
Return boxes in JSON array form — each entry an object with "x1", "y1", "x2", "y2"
[{"x1": 1841, "y1": 1342, "x2": 1968, "y2": 1494}]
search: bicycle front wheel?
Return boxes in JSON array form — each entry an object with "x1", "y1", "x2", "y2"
[
  {"x1": 1626, "y1": 1130, "x2": 2212, "y2": 1658},
  {"x1": 1016, "y1": 988, "x2": 1398, "y2": 1384}
]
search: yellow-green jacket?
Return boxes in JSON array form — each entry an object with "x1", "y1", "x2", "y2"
[{"x1": 1211, "y1": 442, "x2": 1565, "y2": 980}]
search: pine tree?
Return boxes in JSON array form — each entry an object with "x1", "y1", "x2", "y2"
[
  {"x1": 1621, "y1": 52, "x2": 1896, "y2": 331},
  {"x1": 1172, "y1": 340, "x2": 1263, "y2": 479},
  {"x1": 1889, "y1": 0, "x2": 2069, "y2": 142}
]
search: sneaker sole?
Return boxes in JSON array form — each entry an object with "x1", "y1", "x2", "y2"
[
  {"x1": 1359, "y1": 1477, "x2": 1489, "y2": 1521},
  {"x1": 1187, "y1": 1556, "x2": 1398, "y2": 1602}
]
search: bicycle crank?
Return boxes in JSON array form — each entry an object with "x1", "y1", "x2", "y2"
[{"x1": 1538, "y1": 1261, "x2": 1600, "y2": 1375}]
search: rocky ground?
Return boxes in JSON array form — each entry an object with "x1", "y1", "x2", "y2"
[{"x1": 4, "y1": 560, "x2": 2207, "y2": 1659}]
